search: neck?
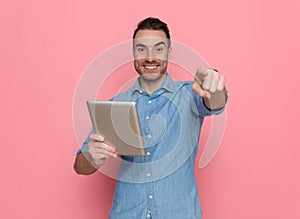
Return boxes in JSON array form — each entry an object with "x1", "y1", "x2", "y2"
[{"x1": 139, "y1": 73, "x2": 167, "y2": 95}]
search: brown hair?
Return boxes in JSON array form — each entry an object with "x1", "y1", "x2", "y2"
[{"x1": 133, "y1": 17, "x2": 170, "y2": 43}]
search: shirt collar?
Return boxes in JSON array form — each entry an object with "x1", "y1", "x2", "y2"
[{"x1": 131, "y1": 73, "x2": 176, "y2": 95}]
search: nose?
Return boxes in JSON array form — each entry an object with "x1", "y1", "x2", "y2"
[{"x1": 145, "y1": 50, "x2": 155, "y2": 62}]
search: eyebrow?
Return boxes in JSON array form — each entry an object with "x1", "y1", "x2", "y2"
[
  {"x1": 135, "y1": 41, "x2": 166, "y2": 47},
  {"x1": 154, "y1": 42, "x2": 166, "y2": 47},
  {"x1": 135, "y1": 43, "x2": 146, "y2": 48}
]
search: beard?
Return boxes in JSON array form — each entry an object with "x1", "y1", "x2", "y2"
[{"x1": 134, "y1": 59, "x2": 168, "y2": 76}]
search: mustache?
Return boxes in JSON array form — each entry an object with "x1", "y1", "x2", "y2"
[{"x1": 141, "y1": 60, "x2": 161, "y2": 65}]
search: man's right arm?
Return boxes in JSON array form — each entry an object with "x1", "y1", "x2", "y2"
[{"x1": 73, "y1": 134, "x2": 117, "y2": 175}]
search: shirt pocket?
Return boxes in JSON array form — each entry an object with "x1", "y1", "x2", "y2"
[{"x1": 121, "y1": 155, "x2": 134, "y2": 162}]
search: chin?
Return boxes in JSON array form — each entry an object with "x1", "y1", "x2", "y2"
[{"x1": 140, "y1": 72, "x2": 165, "y2": 81}]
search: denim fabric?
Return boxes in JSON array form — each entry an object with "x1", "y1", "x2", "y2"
[{"x1": 79, "y1": 74, "x2": 225, "y2": 219}]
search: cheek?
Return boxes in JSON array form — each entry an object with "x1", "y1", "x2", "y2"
[
  {"x1": 134, "y1": 60, "x2": 141, "y2": 68},
  {"x1": 135, "y1": 59, "x2": 144, "y2": 66},
  {"x1": 160, "y1": 60, "x2": 167, "y2": 67}
]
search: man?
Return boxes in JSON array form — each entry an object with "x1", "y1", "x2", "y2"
[{"x1": 74, "y1": 17, "x2": 227, "y2": 219}]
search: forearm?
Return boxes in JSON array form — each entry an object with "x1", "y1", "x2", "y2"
[
  {"x1": 73, "y1": 152, "x2": 97, "y2": 175},
  {"x1": 203, "y1": 88, "x2": 227, "y2": 110}
]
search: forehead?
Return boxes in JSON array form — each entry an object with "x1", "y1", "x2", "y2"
[
  {"x1": 135, "y1": 29, "x2": 167, "y2": 38},
  {"x1": 133, "y1": 29, "x2": 169, "y2": 46}
]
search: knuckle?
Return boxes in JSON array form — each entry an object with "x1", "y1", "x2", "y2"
[
  {"x1": 89, "y1": 134, "x2": 96, "y2": 139},
  {"x1": 202, "y1": 83, "x2": 209, "y2": 90},
  {"x1": 87, "y1": 142, "x2": 93, "y2": 149},
  {"x1": 88, "y1": 148, "x2": 95, "y2": 157}
]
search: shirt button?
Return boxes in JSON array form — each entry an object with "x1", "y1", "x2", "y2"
[
  {"x1": 139, "y1": 90, "x2": 143, "y2": 94},
  {"x1": 148, "y1": 195, "x2": 153, "y2": 199},
  {"x1": 145, "y1": 116, "x2": 150, "y2": 120},
  {"x1": 148, "y1": 100, "x2": 152, "y2": 104},
  {"x1": 146, "y1": 152, "x2": 151, "y2": 156},
  {"x1": 147, "y1": 213, "x2": 151, "y2": 218},
  {"x1": 147, "y1": 134, "x2": 152, "y2": 138},
  {"x1": 146, "y1": 173, "x2": 151, "y2": 177}
]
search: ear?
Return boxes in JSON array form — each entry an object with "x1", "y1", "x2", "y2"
[{"x1": 167, "y1": 46, "x2": 172, "y2": 58}]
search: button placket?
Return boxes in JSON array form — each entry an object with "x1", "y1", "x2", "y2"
[
  {"x1": 143, "y1": 94, "x2": 153, "y2": 162},
  {"x1": 144, "y1": 96, "x2": 156, "y2": 217}
]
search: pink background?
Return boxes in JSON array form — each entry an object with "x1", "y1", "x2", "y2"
[{"x1": 1, "y1": 0, "x2": 299, "y2": 218}]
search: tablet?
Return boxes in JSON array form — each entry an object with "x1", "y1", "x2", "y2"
[{"x1": 86, "y1": 101, "x2": 146, "y2": 156}]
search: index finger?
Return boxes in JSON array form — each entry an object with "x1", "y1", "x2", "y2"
[
  {"x1": 89, "y1": 134, "x2": 104, "y2": 142},
  {"x1": 93, "y1": 141, "x2": 116, "y2": 153},
  {"x1": 217, "y1": 74, "x2": 226, "y2": 91}
]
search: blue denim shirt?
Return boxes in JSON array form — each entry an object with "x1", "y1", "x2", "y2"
[{"x1": 79, "y1": 74, "x2": 226, "y2": 219}]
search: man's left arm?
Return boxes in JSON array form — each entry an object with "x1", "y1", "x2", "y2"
[{"x1": 192, "y1": 68, "x2": 227, "y2": 110}]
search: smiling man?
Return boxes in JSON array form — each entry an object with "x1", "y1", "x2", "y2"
[{"x1": 74, "y1": 17, "x2": 228, "y2": 219}]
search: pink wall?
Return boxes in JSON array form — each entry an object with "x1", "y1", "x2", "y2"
[{"x1": 1, "y1": 0, "x2": 299, "y2": 218}]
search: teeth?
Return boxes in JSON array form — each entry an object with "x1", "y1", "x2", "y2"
[{"x1": 145, "y1": 66, "x2": 157, "y2": 69}]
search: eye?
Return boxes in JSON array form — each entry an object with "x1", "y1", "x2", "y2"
[
  {"x1": 137, "y1": 47, "x2": 145, "y2": 53},
  {"x1": 155, "y1": 47, "x2": 164, "y2": 53}
]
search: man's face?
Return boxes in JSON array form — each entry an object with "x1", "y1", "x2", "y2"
[{"x1": 133, "y1": 29, "x2": 171, "y2": 82}]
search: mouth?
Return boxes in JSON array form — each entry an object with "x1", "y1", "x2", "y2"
[{"x1": 143, "y1": 65, "x2": 159, "y2": 72}]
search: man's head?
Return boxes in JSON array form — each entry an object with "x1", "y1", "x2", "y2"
[{"x1": 132, "y1": 17, "x2": 172, "y2": 82}]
